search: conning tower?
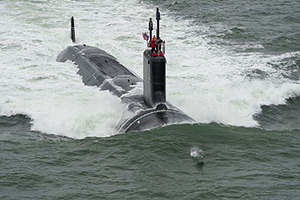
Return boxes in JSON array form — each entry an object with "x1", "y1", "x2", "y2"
[{"x1": 143, "y1": 8, "x2": 166, "y2": 109}]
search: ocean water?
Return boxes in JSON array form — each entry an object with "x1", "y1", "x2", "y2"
[{"x1": 1, "y1": 0, "x2": 300, "y2": 199}]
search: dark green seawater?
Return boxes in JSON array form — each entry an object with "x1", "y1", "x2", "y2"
[
  {"x1": 148, "y1": 0, "x2": 300, "y2": 54},
  {"x1": 1, "y1": 115, "x2": 300, "y2": 199},
  {"x1": 1, "y1": 0, "x2": 300, "y2": 199}
]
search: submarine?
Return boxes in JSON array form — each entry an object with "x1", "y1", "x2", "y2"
[{"x1": 57, "y1": 8, "x2": 194, "y2": 133}]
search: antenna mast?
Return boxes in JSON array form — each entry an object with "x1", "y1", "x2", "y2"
[
  {"x1": 71, "y1": 16, "x2": 76, "y2": 43},
  {"x1": 156, "y1": 8, "x2": 160, "y2": 38}
]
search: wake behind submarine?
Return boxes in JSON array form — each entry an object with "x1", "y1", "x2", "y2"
[{"x1": 57, "y1": 8, "x2": 194, "y2": 133}]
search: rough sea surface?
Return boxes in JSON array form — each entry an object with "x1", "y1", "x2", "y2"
[{"x1": 1, "y1": 0, "x2": 300, "y2": 199}]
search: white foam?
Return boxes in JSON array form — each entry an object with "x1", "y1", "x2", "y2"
[
  {"x1": 0, "y1": 59, "x2": 125, "y2": 139},
  {"x1": 1, "y1": 0, "x2": 300, "y2": 138}
]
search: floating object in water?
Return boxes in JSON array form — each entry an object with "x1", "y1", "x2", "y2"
[
  {"x1": 190, "y1": 147, "x2": 205, "y2": 158},
  {"x1": 57, "y1": 9, "x2": 194, "y2": 133}
]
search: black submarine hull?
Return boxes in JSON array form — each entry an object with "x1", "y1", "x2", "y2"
[{"x1": 57, "y1": 45, "x2": 194, "y2": 133}]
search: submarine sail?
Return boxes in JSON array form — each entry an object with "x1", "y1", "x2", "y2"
[{"x1": 57, "y1": 9, "x2": 194, "y2": 133}]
